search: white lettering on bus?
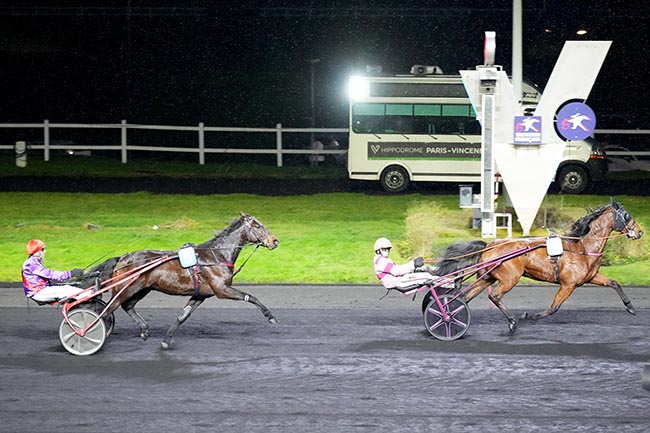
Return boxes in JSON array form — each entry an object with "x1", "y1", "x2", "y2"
[
  {"x1": 451, "y1": 147, "x2": 480, "y2": 154},
  {"x1": 381, "y1": 147, "x2": 424, "y2": 153}
]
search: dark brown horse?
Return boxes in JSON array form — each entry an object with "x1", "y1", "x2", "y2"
[
  {"x1": 95, "y1": 212, "x2": 279, "y2": 349},
  {"x1": 436, "y1": 198, "x2": 643, "y2": 334}
]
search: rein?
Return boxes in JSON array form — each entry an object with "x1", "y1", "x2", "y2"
[
  {"x1": 109, "y1": 242, "x2": 263, "y2": 275},
  {"x1": 197, "y1": 243, "x2": 262, "y2": 275},
  {"x1": 440, "y1": 231, "x2": 626, "y2": 263}
]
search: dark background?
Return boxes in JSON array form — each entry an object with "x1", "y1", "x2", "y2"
[{"x1": 1, "y1": 1, "x2": 649, "y2": 129}]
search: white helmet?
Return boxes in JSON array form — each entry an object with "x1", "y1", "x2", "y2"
[{"x1": 374, "y1": 237, "x2": 392, "y2": 253}]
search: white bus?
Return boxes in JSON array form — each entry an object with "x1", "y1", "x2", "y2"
[{"x1": 346, "y1": 67, "x2": 608, "y2": 193}]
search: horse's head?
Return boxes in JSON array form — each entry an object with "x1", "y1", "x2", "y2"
[
  {"x1": 611, "y1": 197, "x2": 643, "y2": 240},
  {"x1": 239, "y1": 212, "x2": 280, "y2": 250}
]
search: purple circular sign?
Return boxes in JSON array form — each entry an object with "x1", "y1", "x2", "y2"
[{"x1": 556, "y1": 102, "x2": 597, "y2": 141}]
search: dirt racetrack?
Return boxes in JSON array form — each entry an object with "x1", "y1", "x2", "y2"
[{"x1": 1, "y1": 284, "x2": 649, "y2": 433}]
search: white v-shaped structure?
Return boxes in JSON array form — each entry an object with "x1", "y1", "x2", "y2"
[{"x1": 461, "y1": 41, "x2": 611, "y2": 235}]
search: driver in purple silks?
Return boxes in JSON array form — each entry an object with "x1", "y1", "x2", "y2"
[
  {"x1": 373, "y1": 237, "x2": 437, "y2": 290},
  {"x1": 21, "y1": 239, "x2": 85, "y2": 303}
]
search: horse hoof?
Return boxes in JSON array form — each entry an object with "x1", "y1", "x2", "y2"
[
  {"x1": 140, "y1": 331, "x2": 149, "y2": 341},
  {"x1": 626, "y1": 306, "x2": 636, "y2": 315},
  {"x1": 520, "y1": 312, "x2": 530, "y2": 320},
  {"x1": 508, "y1": 320, "x2": 518, "y2": 334},
  {"x1": 269, "y1": 317, "x2": 279, "y2": 324},
  {"x1": 161, "y1": 341, "x2": 171, "y2": 350}
]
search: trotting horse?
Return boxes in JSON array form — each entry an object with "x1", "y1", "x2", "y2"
[
  {"x1": 436, "y1": 197, "x2": 643, "y2": 334},
  {"x1": 96, "y1": 212, "x2": 279, "y2": 349}
]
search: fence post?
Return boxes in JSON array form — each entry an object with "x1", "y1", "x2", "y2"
[
  {"x1": 198, "y1": 122, "x2": 205, "y2": 165},
  {"x1": 276, "y1": 123, "x2": 283, "y2": 167},
  {"x1": 121, "y1": 120, "x2": 128, "y2": 163},
  {"x1": 15, "y1": 141, "x2": 27, "y2": 167},
  {"x1": 43, "y1": 119, "x2": 50, "y2": 161}
]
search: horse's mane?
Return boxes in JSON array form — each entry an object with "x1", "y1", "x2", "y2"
[
  {"x1": 201, "y1": 216, "x2": 245, "y2": 246},
  {"x1": 563, "y1": 205, "x2": 610, "y2": 238}
]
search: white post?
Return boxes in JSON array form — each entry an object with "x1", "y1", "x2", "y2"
[
  {"x1": 43, "y1": 119, "x2": 50, "y2": 161},
  {"x1": 121, "y1": 119, "x2": 128, "y2": 163},
  {"x1": 481, "y1": 91, "x2": 496, "y2": 238},
  {"x1": 480, "y1": 32, "x2": 498, "y2": 238},
  {"x1": 512, "y1": 0, "x2": 523, "y2": 105},
  {"x1": 276, "y1": 123, "x2": 283, "y2": 167},
  {"x1": 15, "y1": 141, "x2": 27, "y2": 167},
  {"x1": 198, "y1": 122, "x2": 205, "y2": 165}
]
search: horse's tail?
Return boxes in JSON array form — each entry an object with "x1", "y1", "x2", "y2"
[
  {"x1": 433, "y1": 240, "x2": 487, "y2": 277},
  {"x1": 79, "y1": 256, "x2": 121, "y2": 287}
]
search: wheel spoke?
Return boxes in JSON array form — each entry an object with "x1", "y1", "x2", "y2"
[
  {"x1": 60, "y1": 329, "x2": 76, "y2": 343},
  {"x1": 427, "y1": 318, "x2": 444, "y2": 332},
  {"x1": 82, "y1": 335, "x2": 103, "y2": 345},
  {"x1": 450, "y1": 318, "x2": 468, "y2": 329},
  {"x1": 426, "y1": 306, "x2": 445, "y2": 319}
]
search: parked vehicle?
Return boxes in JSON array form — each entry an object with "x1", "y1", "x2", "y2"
[{"x1": 347, "y1": 68, "x2": 608, "y2": 194}]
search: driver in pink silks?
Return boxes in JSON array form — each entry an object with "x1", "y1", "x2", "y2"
[
  {"x1": 373, "y1": 237, "x2": 436, "y2": 290},
  {"x1": 21, "y1": 239, "x2": 85, "y2": 303}
]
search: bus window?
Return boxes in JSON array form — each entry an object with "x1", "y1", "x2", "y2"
[
  {"x1": 384, "y1": 104, "x2": 413, "y2": 133},
  {"x1": 352, "y1": 102, "x2": 479, "y2": 135},
  {"x1": 414, "y1": 104, "x2": 441, "y2": 134},
  {"x1": 352, "y1": 103, "x2": 385, "y2": 133}
]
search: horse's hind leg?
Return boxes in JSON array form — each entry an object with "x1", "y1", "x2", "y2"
[
  {"x1": 124, "y1": 307, "x2": 150, "y2": 340},
  {"x1": 488, "y1": 293, "x2": 518, "y2": 334},
  {"x1": 462, "y1": 276, "x2": 496, "y2": 303},
  {"x1": 588, "y1": 272, "x2": 636, "y2": 315},
  {"x1": 485, "y1": 277, "x2": 521, "y2": 334},
  {"x1": 120, "y1": 289, "x2": 152, "y2": 340},
  {"x1": 161, "y1": 297, "x2": 205, "y2": 350}
]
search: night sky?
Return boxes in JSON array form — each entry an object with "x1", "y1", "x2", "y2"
[{"x1": 1, "y1": 1, "x2": 649, "y2": 130}]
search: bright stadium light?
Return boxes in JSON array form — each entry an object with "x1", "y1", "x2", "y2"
[{"x1": 348, "y1": 75, "x2": 370, "y2": 101}]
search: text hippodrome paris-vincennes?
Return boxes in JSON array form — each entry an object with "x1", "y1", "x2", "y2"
[{"x1": 380, "y1": 146, "x2": 481, "y2": 154}]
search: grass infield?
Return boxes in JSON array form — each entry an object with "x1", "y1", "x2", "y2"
[{"x1": 2, "y1": 191, "x2": 649, "y2": 285}]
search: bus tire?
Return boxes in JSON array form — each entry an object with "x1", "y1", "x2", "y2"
[
  {"x1": 557, "y1": 165, "x2": 589, "y2": 194},
  {"x1": 380, "y1": 165, "x2": 410, "y2": 193}
]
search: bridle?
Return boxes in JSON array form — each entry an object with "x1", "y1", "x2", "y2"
[
  {"x1": 242, "y1": 216, "x2": 270, "y2": 246},
  {"x1": 612, "y1": 206, "x2": 637, "y2": 236}
]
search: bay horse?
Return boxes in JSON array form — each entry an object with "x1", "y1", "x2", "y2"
[
  {"x1": 436, "y1": 197, "x2": 643, "y2": 334},
  {"x1": 95, "y1": 212, "x2": 279, "y2": 349}
]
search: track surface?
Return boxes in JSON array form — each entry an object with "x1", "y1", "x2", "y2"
[{"x1": 1, "y1": 285, "x2": 650, "y2": 433}]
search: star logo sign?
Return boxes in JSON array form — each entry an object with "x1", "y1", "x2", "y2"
[
  {"x1": 515, "y1": 117, "x2": 540, "y2": 132},
  {"x1": 556, "y1": 102, "x2": 597, "y2": 141}
]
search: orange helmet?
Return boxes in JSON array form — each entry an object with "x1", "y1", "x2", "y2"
[{"x1": 26, "y1": 239, "x2": 46, "y2": 255}]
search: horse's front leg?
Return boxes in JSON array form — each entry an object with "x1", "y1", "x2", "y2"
[
  {"x1": 521, "y1": 284, "x2": 577, "y2": 322},
  {"x1": 220, "y1": 286, "x2": 279, "y2": 324},
  {"x1": 588, "y1": 272, "x2": 636, "y2": 315},
  {"x1": 161, "y1": 297, "x2": 205, "y2": 350}
]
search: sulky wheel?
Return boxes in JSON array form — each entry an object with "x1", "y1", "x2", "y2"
[
  {"x1": 59, "y1": 308, "x2": 107, "y2": 356},
  {"x1": 423, "y1": 294, "x2": 471, "y2": 341},
  {"x1": 81, "y1": 299, "x2": 115, "y2": 337},
  {"x1": 421, "y1": 291, "x2": 433, "y2": 313}
]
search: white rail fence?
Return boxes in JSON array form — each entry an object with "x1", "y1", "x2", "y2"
[
  {"x1": 1, "y1": 121, "x2": 648, "y2": 167},
  {"x1": 0, "y1": 121, "x2": 348, "y2": 167}
]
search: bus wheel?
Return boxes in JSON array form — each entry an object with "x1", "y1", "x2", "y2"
[
  {"x1": 380, "y1": 166, "x2": 409, "y2": 193},
  {"x1": 557, "y1": 165, "x2": 589, "y2": 194}
]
